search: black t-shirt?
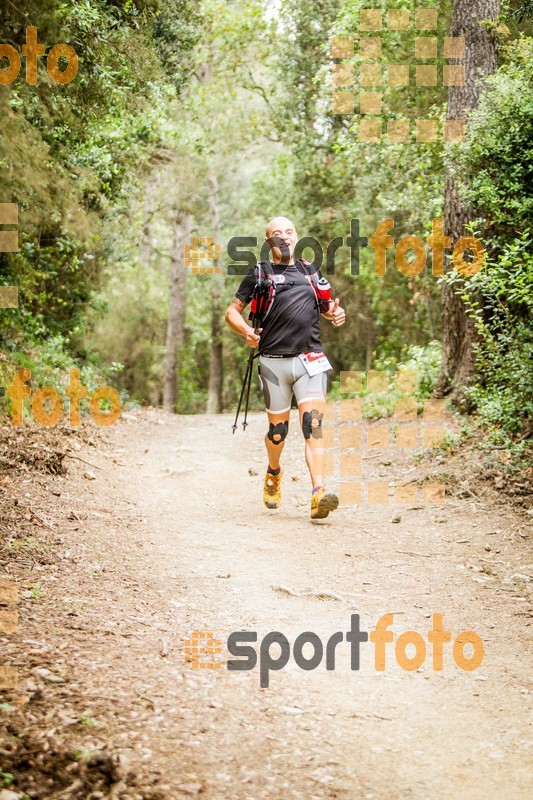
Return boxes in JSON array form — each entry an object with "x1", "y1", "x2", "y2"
[{"x1": 235, "y1": 262, "x2": 325, "y2": 355}]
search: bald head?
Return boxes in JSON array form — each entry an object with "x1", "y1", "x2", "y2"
[
  {"x1": 265, "y1": 216, "x2": 298, "y2": 263},
  {"x1": 266, "y1": 216, "x2": 297, "y2": 239}
]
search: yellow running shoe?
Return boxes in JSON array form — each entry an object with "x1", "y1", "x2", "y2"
[
  {"x1": 311, "y1": 487, "x2": 339, "y2": 519},
  {"x1": 264, "y1": 468, "x2": 283, "y2": 509}
]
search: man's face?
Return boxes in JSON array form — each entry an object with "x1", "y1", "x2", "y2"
[{"x1": 265, "y1": 217, "x2": 298, "y2": 262}]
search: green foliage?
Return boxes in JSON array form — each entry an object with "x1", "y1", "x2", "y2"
[
  {"x1": 370, "y1": 340, "x2": 442, "y2": 401},
  {"x1": 0, "y1": 769, "x2": 14, "y2": 786},
  {"x1": 503, "y1": 0, "x2": 533, "y2": 27},
  {"x1": 73, "y1": 748, "x2": 94, "y2": 762},
  {"x1": 396, "y1": 341, "x2": 443, "y2": 399},
  {"x1": 79, "y1": 715, "x2": 98, "y2": 727},
  {"x1": 152, "y1": 0, "x2": 203, "y2": 91},
  {"x1": 1, "y1": 0, "x2": 530, "y2": 430},
  {"x1": 446, "y1": 37, "x2": 533, "y2": 436},
  {"x1": 452, "y1": 37, "x2": 533, "y2": 235},
  {"x1": 257, "y1": 0, "x2": 448, "y2": 375},
  {"x1": 0, "y1": 0, "x2": 201, "y2": 386},
  {"x1": 83, "y1": 0, "x2": 450, "y2": 409},
  {"x1": 454, "y1": 232, "x2": 533, "y2": 432},
  {"x1": 28, "y1": 582, "x2": 44, "y2": 600},
  {"x1": 327, "y1": 340, "x2": 442, "y2": 419},
  {"x1": 428, "y1": 429, "x2": 460, "y2": 453}
]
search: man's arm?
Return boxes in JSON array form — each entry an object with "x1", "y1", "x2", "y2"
[
  {"x1": 225, "y1": 297, "x2": 262, "y2": 348},
  {"x1": 321, "y1": 297, "x2": 346, "y2": 327}
]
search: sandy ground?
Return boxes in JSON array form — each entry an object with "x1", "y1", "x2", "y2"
[{"x1": 0, "y1": 408, "x2": 531, "y2": 799}]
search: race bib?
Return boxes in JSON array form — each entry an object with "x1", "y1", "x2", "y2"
[{"x1": 299, "y1": 351, "x2": 332, "y2": 376}]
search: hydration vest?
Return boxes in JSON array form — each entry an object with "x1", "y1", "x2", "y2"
[{"x1": 249, "y1": 260, "x2": 331, "y2": 325}]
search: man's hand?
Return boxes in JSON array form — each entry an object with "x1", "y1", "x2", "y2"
[
  {"x1": 245, "y1": 327, "x2": 262, "y2": 348},
  {"x1": 324, "y1": 298, "x2": 345, "y2": 327}
]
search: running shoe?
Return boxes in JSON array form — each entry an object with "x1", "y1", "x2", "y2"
[
  {"x1": 263, "y1": 468, "x2": 283, "y2": 509},
  {"x1": 311, "y1": 487, "x2": 339, "y2": 519}
]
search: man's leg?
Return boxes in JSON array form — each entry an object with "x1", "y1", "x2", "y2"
[
  {"x1": 298, "y1": 399, "x2": 326, "y2": 488},
  {"x1": 265, "y1": 410, "x2": 290, "y2": 472},
  {"x1": 258, "y1": 356, "x2": 292, "y2": 509},
  {"x1": 263, "y1": 410, "x2": 290, "y2": 509},
  {"x1": 294, "y1": 371, "x2": 338, "y2": 519}
]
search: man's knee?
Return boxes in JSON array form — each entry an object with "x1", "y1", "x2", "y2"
[
  {"x1": 267, "y1": 421, "x2": 289, "y2": 445},
  {"x1": 302, "y1": 409, "x2": 323, "y2": 440}
]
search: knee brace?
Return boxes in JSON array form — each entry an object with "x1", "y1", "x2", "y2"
[
  {"x1": 302, "y1": 410, "x2": 323, "y2": 440},
  {"x1": 267, "y1": 421, "x2": 289, "y2": 445}
]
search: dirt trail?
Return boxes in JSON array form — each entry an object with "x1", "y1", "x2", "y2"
[{"x1": 2, "y1": 409, "x2": 532, "y2": 799}]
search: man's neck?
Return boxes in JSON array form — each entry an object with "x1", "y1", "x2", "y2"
[{"x1": 272, "y1": 258, "x2": 295, "y2": 266}]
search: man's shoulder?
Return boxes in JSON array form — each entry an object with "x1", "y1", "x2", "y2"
[{"x1": 296, "y1": 259, "x2": 321, "y2": 276}]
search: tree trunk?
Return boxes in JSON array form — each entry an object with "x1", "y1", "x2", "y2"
[
  {"x1": 139, "y1": 184, "x2": 155, "y2": 269},
  {"x1": 163, "y1": 212, "x2": 191, "y2": 412},
  {"x1": 206, "y1": 171, "x2": 224, "y2": 414},
  {"x1": 435, "y1": 0, "x2": 500, "y2": 405}
]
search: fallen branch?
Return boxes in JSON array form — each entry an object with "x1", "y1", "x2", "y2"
[
  {"x1": 64, "y1": 452, "x2": 103, "y2": 470},
  {"x1": 137, "y1": 693, "x2": 156, "y2": 710},
  {"x1": 57, "y1": 779, "x2": 84, "y2": 798},
  {"x1": 272, "y1": 585, "x2": 346, "y2": 601},
  {"x1": 271, "y1": 585, "x2": 386, "y2": 602},
  {"x1": 29, "y1": 507, "x2": 56, "y2": 531}
]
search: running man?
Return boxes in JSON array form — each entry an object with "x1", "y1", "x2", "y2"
[{"x1": 225, "y1": 216, "x2": 346, "y2": 519}]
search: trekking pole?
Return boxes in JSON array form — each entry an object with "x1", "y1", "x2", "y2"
[
  {"x1": 241, "y1": 344, "x2": 256, "y2": 431},
  {"x1": 241, "y1": 307, "x2": 263, "y2": 431},
  {"x1": 232, "y1": 349, "x2": 254, "y2": 434},
  {"x1": 241, "y1": 308, "x2": 265, "y2": 430},
  {"x1": 231, "y1": 266, "x2": 271, "y2": 433}
]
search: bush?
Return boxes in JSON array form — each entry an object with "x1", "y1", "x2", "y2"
[
  {"x1": 448, "y1": 231, "x2": 533, "y2": 433},
  {"x1": 447, "y1": 37, "x2": 533, "y2": 437},
  {"x1": 328, "y1": 341, "x2": 443, "y2": 419},
  {"x1": 451, "y1": 36, "x2": 533, "y2": 237}
]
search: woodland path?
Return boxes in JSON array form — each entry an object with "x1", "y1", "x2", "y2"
[{"x1": 3, "y1": 409, "x2": 532, "y2": 799}]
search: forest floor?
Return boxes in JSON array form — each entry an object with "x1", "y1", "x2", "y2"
[{"x1": 0, "y1": 408, "x2": 531, "y2": 800}]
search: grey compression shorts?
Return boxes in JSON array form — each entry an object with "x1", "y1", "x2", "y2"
[{"x1": 258, "y1": 355, "x2": 328, "y2": 414}]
